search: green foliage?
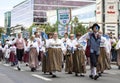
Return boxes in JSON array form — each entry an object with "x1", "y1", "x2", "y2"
[
  {"x1": 28, "y1": 23, "x2": 37, "y2": 36},
  {"x1": 0, "y1": 27, "x2": 5, "y2": 37},
  {"x1": 71, "y1": 16, "x2": 87, "y2": 35}
]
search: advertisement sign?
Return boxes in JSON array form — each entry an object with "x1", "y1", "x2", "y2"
[{"x1": 105, "y1": 0, "x2": 118, "y2": 37}]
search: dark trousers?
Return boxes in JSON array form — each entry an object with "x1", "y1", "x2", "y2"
[
  {"x1": 90, "y1": 51, "x2": 99, "y2": 67},
  {"x1": 16, "y1": 49, "x2": 24, "y2": 61}
]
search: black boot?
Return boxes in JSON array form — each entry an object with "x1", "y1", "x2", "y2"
[
  {"x1": 17, "y1": 66, "x2": 21, "y2": 71},
  {"x1": 89, "y1": 75, "x2": 93, "y2": 79},
  {"x1": 118, "y1": 66, "x2": 120, "y2": 69},
  {"x1": 75, "y1": 73, "x2": 78, "y2": 76},
  {"x1": 52, "y1": 74, "x2": 57, "y2": 78},
  {"x1": 94, "y1": 75, "x2": 99, "y2": 80}
]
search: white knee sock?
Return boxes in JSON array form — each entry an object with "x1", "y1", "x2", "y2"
[
  {"x1": 93, "y1": 67, "x2": 97, "y2": 76},
  {"x1": 17, "y1": 61, "x2": 21, "y2": 68}
]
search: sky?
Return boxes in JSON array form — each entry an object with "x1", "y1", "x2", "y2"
[{"x1": 0, "y1": 0, "x2": 25, "y2": 27}]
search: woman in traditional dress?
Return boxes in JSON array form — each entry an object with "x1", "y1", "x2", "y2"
[
  {"x1": 73, "y1": 33, "x2": 86, "y2": 77},
  {"x1": 97, "y1": 33, "x2": 111, "y2": 76},
  {"x1": 29, "y1": 35, "x2": 39, "y2": 72},
  {"x1": 115, "y1": 39, "x2": 120, "y2": 69},
  {"x1": 42, "y1": 32, "x2": 53, "y2": 74},
  {"x1": 46, "y1": 32, "x2": 66, "y2": 77},
  {"x1": 65, "y1": 34, "x2": 75, "y2": 74},
  {"x1": 61, "y1": 33, "x2": 70, "y2": 68}
]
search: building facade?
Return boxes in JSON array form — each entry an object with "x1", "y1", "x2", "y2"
[
  {"x1": 11, "y1": 0, "x2": 95, "y2": 28},
  {"x1": 4, "y1": 11, "x2": 11, "y2": 35}
]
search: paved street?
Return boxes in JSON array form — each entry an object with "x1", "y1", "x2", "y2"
[{"x1": 0, "y1": 62, "x2": 120, "y2": 83}]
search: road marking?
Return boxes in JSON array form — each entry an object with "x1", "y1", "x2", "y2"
[
  {"x1": 32, "y1": 74, "x2": 52, "y2": 81},
  {"x1": 3, "y1": 64, "x2": 10, "y2": 67}
]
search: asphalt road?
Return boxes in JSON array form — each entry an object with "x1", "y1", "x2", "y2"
[{"x1": 0, "y1": 62, "x2": 120, "y2": 83}]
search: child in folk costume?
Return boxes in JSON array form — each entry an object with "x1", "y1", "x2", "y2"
[
  {"x1": 9, "y1": 42, "x2": 16, "y2": 66},
  {"x1": 23, "y1": 38, "x2": 29, "y2": 66},
  {"x1": 29, "y1": 35, "x2": 39, "y2": 72},
  {"x1": 65, "y1": 34, "x2": 75, "y2": 74},
  {"x1": 61, "y1": 33, "x2": 70, "y2": 68},
  {"x1": 4, "y1": 39, "x2": 10, "y2": 64},
  {"x1": 46, "y1": 32, "x2": 66, "y2": 77},
  {"x1": 73, "y1": 33, "x2": 86, "y2": 77}
]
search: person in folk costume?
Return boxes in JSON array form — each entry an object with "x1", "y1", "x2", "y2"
[
  {"x1": 23, "y1": 38, "x2": 29, "y2": 66},
  {"x1": 61, "y1": 33, "x2": 70, "y2": 68},
  {"x1": 34, "y1": 31, "x2": 44, "y2": 66},
  {"x1": 29, "y1": 35, "x2": 39, "y2": 72},
  {"x1": 73, "y1": 33, "x2": 86, "y2": 77},
  {"x1": 4, "y1": 39, "x2": 11, "y2": 64},
  {"x1": 115, "y1": 39, "x2": 120, "y2": 69},
  {"x1": 97, "y1": 32, "x2": 111, "y2": 77},
  {"x1": 0, "y1": 41, "x2": 4, "y2": 61},
  {"x1": 65, "y1": 34, "x2": 75, "y2": 74},
  {"x1": 12, "y1": 33, "x2": 25, "y2": 71},
  {"x1": 79, "y1": 23, "x2": 101, "y2": 80},
  {"x1": 46, "y1": 32, "x2": 66, "y2": 77},
  {"x1": 85, "y1": 27, "x2": 92, "y2": 65},
  {"x1": 9, "y1": 40, "x2": 16, "y2": 66},
  {"x1": 104, "y1": 34, "x2": 112, "y2": 68},
  {"x1": 42, "y1": 32, "x2": 53, "y2": 74}
]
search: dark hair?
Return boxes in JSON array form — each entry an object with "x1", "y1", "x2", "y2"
[
  {"x1": 34, "y1": 31, "x2": 38, "y2": 35},
  {"x1": 76, "y1": 33, "x2": 81, "y2": 37},
  {"x1": 91, "y1": 23, "x2": 100, "y2": 30},
  {"x1": 64, "y1": 33, "x2": 68, "y2": 36}
]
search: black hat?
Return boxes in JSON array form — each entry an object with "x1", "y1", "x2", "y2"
[{"x1": 91, "y1": 23, "x2": 100, "y2": 30}]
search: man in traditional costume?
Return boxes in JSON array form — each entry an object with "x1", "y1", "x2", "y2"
[
  {"x1": 79, "y1": 23, "x2": 101, "y2": 80},
  {"x1": 13, "y1": 33, "x2": 25, "y2": 71}
]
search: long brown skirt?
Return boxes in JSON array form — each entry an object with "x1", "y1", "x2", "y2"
[
  {"x1": 73, "y1": 50, "x2": 86, "y2": 73},
  {"x1": 29, "y1": 48, "x2": 39, "y2": 69},
  {"x1": 97, "y1": 47, "x2": 111, "y2": 72},
  {"x1": 117, "y1": 49, "x2": 120, "y2": 66},
  {"x1": 47, "y1": 48, "x2": 62, "y2": 72},
  {"x1": 42, "y1": 52, "x2": 49, "y2": 72},
  {"x1": 65, "y1": 53, "x2": 73, "y2": 72}
]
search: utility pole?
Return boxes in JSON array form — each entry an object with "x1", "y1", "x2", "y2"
[{"x1": 102, "y1": 0, "x2": 105, "y2": 34}]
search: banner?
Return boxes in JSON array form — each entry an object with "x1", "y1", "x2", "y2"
[{"x1": 57, "y1": 8, "x2": 71, "y2": 38}]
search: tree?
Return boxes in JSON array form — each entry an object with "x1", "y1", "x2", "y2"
[
  {"x1": 0, "y1": 27, "x2": 5, "y2": 37},
  {"x1": 71, "y1": 16, "x2": 87, "y2": 35}
]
